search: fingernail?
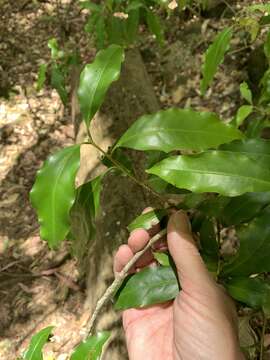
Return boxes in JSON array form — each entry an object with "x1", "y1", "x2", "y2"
[{"x1": 172, "y1": 210, "x2": 192, "y2": 234}]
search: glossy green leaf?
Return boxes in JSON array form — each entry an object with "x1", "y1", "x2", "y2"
[
  {"x1": 36, "y1": 64, "x2": 47, "y2": 92},
  {"x1": 78, "y1": 45, "x2": 124, "y2": 126},
  {"x1": 146, "y1": 10, "x2": 164, "y2": 45},
  {"x1": 70, "y1": 331, "x2": 110, "y2": 360},
  {"x1": 147, "y1": 175, "x2": 188, "y2": 194},
  {"x1": 69, "y1": 175, "x2": 104, "y2": 262},
  {"x1": 126, "y1": 9, "x2": 139, "y2": 44},
  {"x1": 51, "y1": 64, "x2": 68, "y2": 105},
  {"x1": 219, "y1": 138, "x2": 270, "y2": 167},
  {"x1": 115, "y1": 266, "x2": 179, "y2": 309},
  {"x1": 127, "y1": 209, "x2": 167, "y2": 232},
  {"x1": 23, "y1": 326, "x2": 53, "y2": 360},
  {"x1": 30, "y1": 145, "x2": 80, "y2": 248},
  {"x1": 200, "y1": 27, "x2": 232, "y2": 95},
  {"x1": 115, "y1": 108, "x2": 243, "y2": 153},
  {"x1": 222, "y1": 192, "x2": 270, "y2": 226},
  {"x1": 235, "y1": 105, "x2": 253, "y2": 127},
  {"x1": 153, "y1": 252, "x2": 170, "y2": 267},
  {"x1": 147, "y1": 151, "x2": 270, "y2": 196},
  {"x1": 222, "y1": 206, "x2": 270, "y2": 276},
  {"x1": 225, "y1": 277, "x2": 270, "y2": 310},
  {"x1": 264, "y1": 31, "x2": 270, "y2": 59},
  {"x1": 240, "y1": 82, "x2": 252, "y2": 104},
  {"x1": 95, "y1": 16, "x2": 106, "y2": 49}
]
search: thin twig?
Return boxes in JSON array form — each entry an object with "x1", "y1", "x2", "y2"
[
  {"x1": 87, "y1": 140, "x2": 171, "y2": 206},
  {"x1": 84, "y1": 228, "x2": 167, "y2": 337}
]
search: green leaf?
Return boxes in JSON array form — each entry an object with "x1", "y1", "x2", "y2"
[
  {"x1": 146, "y1": 10, "x2": 164, "y2": 46},
  {"x1": 126, "y1": 0, "x2": 144, "y2": 11},
  {"x1": 69, "y1": 175, "x2": 104, "y2": 260},
  {"x1": 200, "y1": 27, "x2": 232, "y2": 95},
  {"x1": 222, "y1": 192, "x2": 270, "y2": 226},
  {"x1": 259, "y1": 69, "x2": 270, "y2": 105},
  {"x1": 48, "y1": 38, "x2": 64, "y2": 60},
  {"x1": 147, "y1": 175, "x2": 187, "y2": 194},
  {"x1": 240, "y1": 82, "x2": 253, "y2": 104},
  {"x1": 125, "y1": 9, "x2": 139, "y2": 44},
  {"x1": 115, "y1": 266, "x2": 179, "y2": 309},
  {"x1": 198, "y1": 195, "x2": 230, "y2": 218},
  {"x1": 200, "y1": 218, "x2": 218, "y2": 259},
  {"x1": 79, "y1": 1, "x2": 102, "y2": 11},
  {"x1": 115, "y1": 108, "x2": 243, "y2": 153},
  {"x1": 78, "y1": 45, "x2": 124, "y2": 126},
  {"x1": 246, "y1": 117, "x2": 266, "y2": 138},
  {"x1": 225, "y1": 277, "x2": 270, "y2": 310},
  {"x1": 127, "y1": 209, "x2": 167, "y2": 232},
  {"x1": 23, "y1": 326, "x2": 53, "y2": 360},
  {"x1": 235, "y1": 105, "x2": 253, "y2": 127},
  {"x1": 84, "y1": 12, "x2": 99, "y2": 34},
  {"x1": 219, "y1": 138, "x2": 270, "y2": 167},
  {"x1": 107, "y1": 16, "x2": 125, "y2": 45},
  {"x1": 248, "y1": 4, "x2": 270, "y2": 13},
  {"x1": 95, "y1": 16, "x2": 106, "y2": 49},
  {"x1": 147, "y1": 151, "x2": 270, "y2": 196},
  {"x1": 36, "y1": 64, "x2": 47, "y2": 92},
  {"x1": 51, "y1": 64, "x2": 68, "y2": 105},
  {"x1": 70, "y1": 331, "x2": 110, "y2": 360},
  {"x1": 239, "y1": 18, "x2": 259, "y2": 42},
  {"x1": 153, "y1": 252, "x2": 170, "y2": 267},
  {"x1": 30, "y1": 145, "x2": 80, "y2": 249},
  {"x1": 264, "y1": 31, "x2": 270, "y2": 59},
  {"x1": 222, "y1": 206, "x2": 270, "y2": 276}
]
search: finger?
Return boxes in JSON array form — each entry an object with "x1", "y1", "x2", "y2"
[
  {"x1": 128, "y1": 228, "x2": 150, "y2": 253},
  {"x1": 167, "y1": 211, "x2": 215, "y2": 291},
  {"x1": 114, "y1": 245, "x2": 134, "y2": 274}
]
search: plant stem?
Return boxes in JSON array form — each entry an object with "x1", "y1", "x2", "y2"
[
  {"x1": 84, "y1": 228, "x2": 167, "y2": 337},
  {"x1": 87, "y1": 139, "x2": 170, "y2": 206},
  {"x1": 260, "y1": 312, "x2": 267, "y2": 360}
]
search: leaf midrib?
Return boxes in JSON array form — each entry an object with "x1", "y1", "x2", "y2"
[
  {"x1": 120, "y1": 126, "x2": 239, "y2": 146},
  {"x1": 87, "y1": 47, "x2": 120, "y2": 120},
  {"x1": 158, "y1": 167, "x2": 270, "y2": 186},
  {"x1": 26, "y1": 330, "x2": 51, "y2": 360}
]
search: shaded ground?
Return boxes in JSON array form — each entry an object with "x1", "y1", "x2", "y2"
[{"x1": 0, "y1": 0, "x2": 268, "y2": 359}]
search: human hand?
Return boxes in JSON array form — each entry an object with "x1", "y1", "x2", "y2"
[{"x1": 114, "y1": 210, "x2": 244, "y2": 360}]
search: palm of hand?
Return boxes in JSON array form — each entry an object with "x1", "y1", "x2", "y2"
[{"x1": 123, "y1": 301, "x2": 174, "y2": 360}]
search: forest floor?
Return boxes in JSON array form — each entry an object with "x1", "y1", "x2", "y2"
[{"x1": 0, "y1": 0, "x2": 267, "y2": 359}]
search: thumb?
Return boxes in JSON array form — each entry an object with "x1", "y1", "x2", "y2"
[{"x1": 167, "y1": 211, "x2": 215, "y2": 291}]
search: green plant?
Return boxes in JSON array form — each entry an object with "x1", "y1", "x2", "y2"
[{"x1": 29, "y1": 3, "x2": 270, "y2": 359}]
